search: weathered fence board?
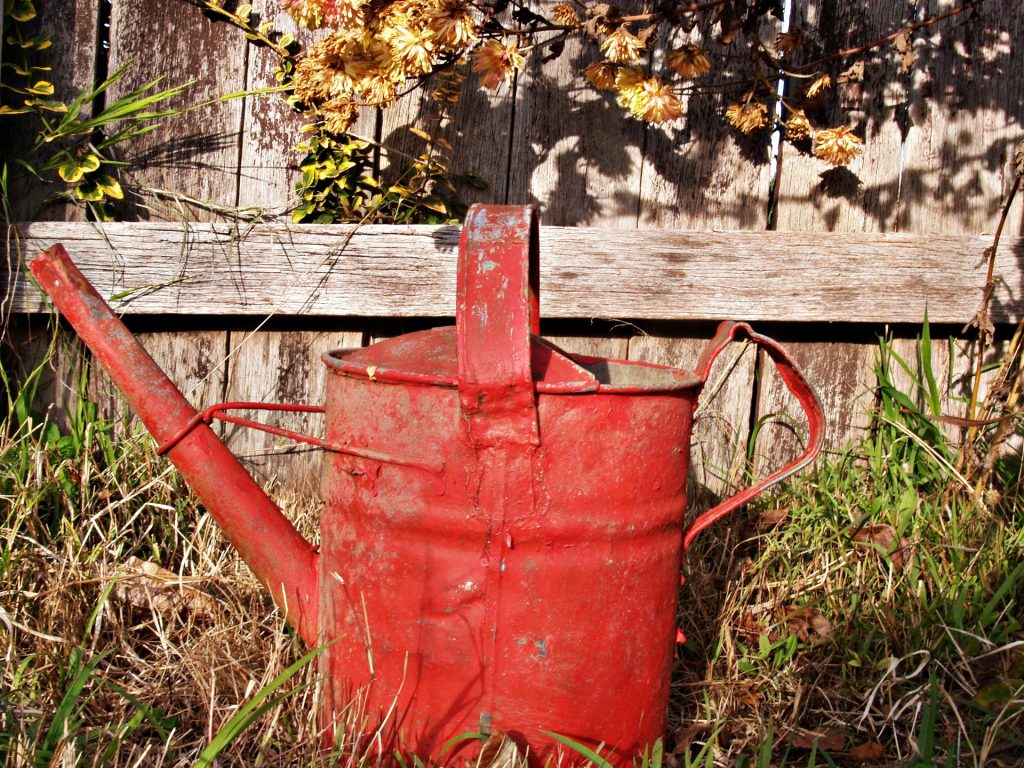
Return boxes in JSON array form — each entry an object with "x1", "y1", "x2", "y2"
[{"x1": 7, "y1": 223, "x2": 1020, "y2": 323}]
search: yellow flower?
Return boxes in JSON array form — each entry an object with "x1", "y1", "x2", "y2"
[
  {"x1": 625, "y1": 77, "x2": 682, "y2": 123},
  {"x1": 805, "y1": 73, "x2": 831, "y2": 99},
  {"x1": 426, "y1": 0, "x2": 478, "y2": 50},
  {"x1": 784, "y1": 108, "x2": 811, "y2": 140},
  {"x1": 321, "y1": 97, "x2": 359, "y2": 134},
  {"x1": 725, "y1": 100, "x2": 769, "y2": 134},
  {"x1": 551, "y1": 3, "x2": 579, "y2": 27},
  {"x1": 382, "y1": 23, "x2": 435, "y2": 75},
  {"x1": 600, "y1": 26, "x2": 645, "y2": 64},
  {"x1": 812, "y1": 125, "x2": 863, "y2": 166},
  {"x1": 281, "y1": 0, "x2": 366, "y2": 30},
  {"x1": 584, "y1": 61, "x2": 617, "y2": 90},
  {"x1": 666, "y1": 45, "x2": 710, "y2": 78},
  {"x1": 774, "y1": 30, "x2": 804, "y2": 55},
  {"x1": 472, "y1": 38, "x2": 524, "y2": 90}
]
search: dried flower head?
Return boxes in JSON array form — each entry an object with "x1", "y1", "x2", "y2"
[
  {"x1": 805, "y1": 73, "x2": 832, "y2": 99},
  {"x1": 551, "y1": 3, "x2": 579, "y2": 27},
  {"x1": 321, "y1": 97, "x2": 359, "y2": 134},
  {"x1": 666, "y1": 45, "x2": 710, "y2": 78},
  {"x1": 601, "y1": 26, "x2": 645, "y2": 64},
  {"x1": 812, "y1": 125, "x2": 863, "y2": 166},
  {"x1": 624, "y1": 76, "x2": 683, "y2": 123},
  {"x1": 784, "y1": 108, "x2": 812, "y2": 141},
  {"x1": 281, "y1": 0, "x2": 367, "y2": 30},
  {"x1": 614, "y1": 65, "x2": 647, "y2": 106},
  {"x1": 725, "y1": 100, "x2": 769, "y2": 134},
  {"x1": 584, "y1": 61, "x2": 618, "y2": 90},
  {"x1": 426, "y1": 0, "x2": 478, "y2": 49},
  {"x1": 472, "y1": 38, "x2": 524, "y2": 90},
  {"x1": 381, "y1": 23, "x2": 435, "y2": 75},
  {"x1": 774, "y1": 29, "x2": 804, "y2": 55}
]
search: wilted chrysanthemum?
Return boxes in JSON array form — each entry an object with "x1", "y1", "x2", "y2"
[
  {"x1": 584, "y1": 61, "x2": 617, "y2": 90},
  {"x1": 784, "y1": 108, "x2": 811, "y2": 140},
  {"x1": 601, "y1": 26, "x2": 645, "y2": 64},
  {"x1": 624, "y1": 77, "x2": 682, "y2": 123},
  {"x1": 425, "y1": 0, "x2": 478, "y2": 49},
  {"x1": 280, "y1": 0, "x2": 367, "y2": 30},
  {"x1": 321, "y1": 97, "x2": 359, "y2": 133},
  {"x1": 774, "y1": 30, "x2": 804, "y2": 54},
  {"x1": 666, "y1": 45, "x2": 710, "y2": 78},
  {"x1": 551, "y1": 3, "x2": 579, "y2": 26},
  {"x1": 472, "y1": 38, "x2": 524, "y2": 90},
  {"x1": 725, "y1": 100, "x2": 769, "y2": 134},
  {"x1": 805, "y1": 73, "x2": 831, "y2": 99},
  {"x1": 381, "y1": 23, "x2": 435, "y2": 75},
  {"x1": 812, "y1": 125, "x2": 863, "y2": 166}
]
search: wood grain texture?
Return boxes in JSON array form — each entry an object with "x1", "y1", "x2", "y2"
[
  {"x1": 902, "y1": 0, "x2": 1024, "y2": 235},
  {"x1": 235, "y1": 0, "x2": 309, "y2": 212},
  {"x1": 106, "y1": 0, "x2": 246, "y2": 220},
  {"x1": 637, "y1": 26, "x2": 772, "y2": 230},
  {"x1": 506, "y1": 1, "x2": 645, "y2": 226},
  {"x1": 222, "y1": 327, "x2": 363, "y2": 492},
  {"x1": 2, "y1": 0, "x2": 99, "y2": 222},
  {"x1": 8, "y1": 222, "x2": 1021, "y2": 323},
  {"x1": 773, "y1": 0, "x2": 909, "y2": 232},
  {"x1": 754, "y1": 336, "x2": 878, "y2": 471},
  {"x1": 87, "y1": 330, "x2": 229, "y2": 440},
  {"x1": 377, "y1": 61, "x2": 514, "y2": 207}
]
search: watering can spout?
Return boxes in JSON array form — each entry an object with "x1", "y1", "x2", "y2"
[{"x1": 30, "y1": 245, "x2": 320, "y2": 645}]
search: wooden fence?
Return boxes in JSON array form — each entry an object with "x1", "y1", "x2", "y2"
[{"x1": 3, "y1": 0, "x2": 1024, "y2": 495}]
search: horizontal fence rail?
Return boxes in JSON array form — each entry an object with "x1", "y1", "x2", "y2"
[{"x1": 5, "y1": 222, "x2": 1023, "y2": 324}]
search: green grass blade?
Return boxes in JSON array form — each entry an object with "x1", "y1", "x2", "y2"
[{"x1": 542, "y1": 731, "x2": 615, "y2": 768}]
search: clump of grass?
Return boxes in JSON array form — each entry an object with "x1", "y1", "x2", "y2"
[
  {"x1": 0, "y1": 337, "x2": 326, "y2": 766},
  {"x1": 672, "y1": 328, "x2": 1024, "y2": 767}
]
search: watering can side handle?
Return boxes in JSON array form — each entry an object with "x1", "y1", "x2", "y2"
[{"x1": 682, "y1": 321, "x2": 825, "y2": 553}]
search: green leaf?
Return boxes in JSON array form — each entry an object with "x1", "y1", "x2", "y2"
[
  {"x1": 96, "y1": 175, "x2": 123, "y2": 199},
  {"x1": 57, "y1": 158, "x2": 85, "y2": 182},
  {"x1": 10, "y1": 0, "x2": 36, "y2": 21},
  {"x1": 26, "y1": 79, "x2": 54, "y2": 95}
]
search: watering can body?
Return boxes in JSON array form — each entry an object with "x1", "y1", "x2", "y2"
[{"x1": 30, "y1": 205, "x2": 823, "y2": 764}]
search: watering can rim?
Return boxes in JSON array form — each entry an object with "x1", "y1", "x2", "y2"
[{"x1": 321, "y1": 326, "x2": 704, "y2": 394}]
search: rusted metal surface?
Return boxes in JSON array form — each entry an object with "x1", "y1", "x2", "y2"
[{"x1": 30, "y1": 207, "x2": 823, "y2": 765}]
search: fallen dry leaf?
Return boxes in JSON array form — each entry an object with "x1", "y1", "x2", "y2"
[
  {"x1": 851, "y1": 524, "x2": 915, "y2": 569},
  {"x1": 892, "y1": 28, "x2": 917, "y2": 73},
  {"x1": 786, "y1": 606, "x2": 833, "y2": 643},
  {"x1": 477, "y1": 729, "x2": 527, "y2": 768},
  {"x1": 849, "y1": 740, "x2": 885, "y2": 763},
  {"x1": 783, "y1": 727, "x2": 847, "y2": 752},
  {"x1": 757, "y1": 506, "x2": 789, "y2": 528},
  {"x1": 110, "y1": 556, "x2": 217, "y2": 619},
  {"x1": 736, "y1": 611, "x2": 767, "y2": 643}
]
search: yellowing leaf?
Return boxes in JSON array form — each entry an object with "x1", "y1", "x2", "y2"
[
  {"x1": 27, "y1": 80, "x2": 54, "y2": 95},
  {"x1": 58, "y1": 159, "x2": 85, "y2": 182},
  {"x1": 409, "y1": 127, "x2": 433, "y2": 141},
  {"x1": 97, "y1": 175, "x2": 123, "y2": 200}
]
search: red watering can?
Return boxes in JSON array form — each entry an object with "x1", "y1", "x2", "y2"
[{"x1": 31, "y1": 205, "x2": 823, "y2": 764}]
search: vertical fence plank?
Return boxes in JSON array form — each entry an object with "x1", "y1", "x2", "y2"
[
  {"x1": 2, "y1": 0, "x2": 99, "y2": 222},
  {"x1": 378, "y1": 71, "x2": 514, "y2": 208},
  {"x1": 223, "y1": 328, "x2": 364, "y2": 492},
  {"x1": 902, "y1": 0, "x2": 1024, "y2": 237},
  {"x1": 506, "y1": 1, "x2": 645, "y2": 226},
  {"x1": 106, "y1": 0, "x2": 247, "y2": 219},
  {"x1": 87, "y1": 329, "x2": 229, "y2": 441},
  {"x1": 756, "y1": 0, "x2": 909, "y2": 470}
]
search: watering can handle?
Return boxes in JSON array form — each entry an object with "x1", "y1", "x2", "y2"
[
  {"x1": 456, "y1": 204, "x2": 541, "y2": 446},
  {"x1": 681, "y1": 321, "x2": 825, "y2": 553}
]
